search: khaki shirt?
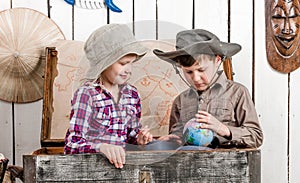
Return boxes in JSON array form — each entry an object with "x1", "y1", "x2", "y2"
[{"x1": 170, "y1": 71, "x2": 263, "y2": 148}]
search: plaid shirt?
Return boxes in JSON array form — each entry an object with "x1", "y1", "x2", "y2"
[{"x1": 64, "y1": 81, "x2": 141, "y2": 154}]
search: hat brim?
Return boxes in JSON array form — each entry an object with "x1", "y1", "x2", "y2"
[
  {"x1": 86, "y1": 41, "x2": 148, "y2": 80},
  {"x1": 153, "y1": 41, "x2": 241, "y2": 64},
  {"x1": 0, "y1": 8, "x2": 65, "y2": 103}
]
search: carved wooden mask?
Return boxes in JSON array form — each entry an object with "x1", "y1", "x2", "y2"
[{"x1": 265, "y1": 0, "x2": 300, "y2": 73}]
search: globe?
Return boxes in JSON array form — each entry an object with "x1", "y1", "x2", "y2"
[{"x1": 183, "y1": 118, "x2": 214, "y2": 147}]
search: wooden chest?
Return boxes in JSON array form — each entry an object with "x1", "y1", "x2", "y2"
[
  {"x1": 23, "y1": 148, "x2": 260, "y2": 183},
  {"x1": 23, "y1": 40, "x2": 260, "y2": 182}
]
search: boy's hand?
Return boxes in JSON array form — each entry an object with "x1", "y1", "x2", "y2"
[
  {"x1": 137, "y1": 125, "x2": 153, "y2": 145},
  {"x1": 195, "y1": 110, "x2": 231, "y2": 137},
  {"x1": 99, "y1": 143, "x2": 125, "y2": 169}
]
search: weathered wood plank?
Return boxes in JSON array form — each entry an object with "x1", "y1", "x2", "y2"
[
  {"x1": 23, "y1": 155, "x2": 37, "y2": 183},
  {"x1": 0, "y1": 101, "x2": 13, "y2": 162},
  {"x1": 49, "y1": 0, "x2": 73, "y2": 40},
  {"x1": 23, "y1": 149, "x2": 260, "y2": 183},
  {"x1": 255, "y1": 1, "x2": 288, "y2": 183},
  {"x1": 157, "y1": 0, "x2": 193, "y2": 40},
  {"x1": 73, "y1": 6, "x2": 107, "y2": 41},
  {"x1": 231, "y1": 0, "x2": 253, "y2": 90},
  {"x1": 9, "y1": 0, "x2": 48, "y2": 168},
  {"x1": 248, "y1": 150, "x2": 261, "y2": 183},
  {"x1": 134, "y1": 0, "x2": 156, "y2": 40},
  {"x1": 290, "y1": 69, "x2": 300, "y2": 182},
  {"x1": 194, "y1": 0, "x2": 228, "y2": 40},
  {"x1": 109, "y1": 0, "x2": 133, "y2": 24}
]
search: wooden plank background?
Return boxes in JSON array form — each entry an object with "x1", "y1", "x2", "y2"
[{"x1": 0, "y1": 0, "x2": 299, "y2": 182}]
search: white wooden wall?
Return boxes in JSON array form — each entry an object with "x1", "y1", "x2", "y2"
[{"x1": 0, "y1": 0, "x2": 299, "y2": 182}]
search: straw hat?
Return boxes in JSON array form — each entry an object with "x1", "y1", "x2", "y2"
[
  {"x1": 84, "y1": 24, "x2": 148, "y2": 80},
  {"x1": 0, "y1": 8, "x2": 65, "y2": 103},
  {"x1": 153, "y1": 29, "x2": 241, "y2": 64}
]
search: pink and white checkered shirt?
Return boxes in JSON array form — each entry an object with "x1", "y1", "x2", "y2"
[{"x1": 64, "y1": 81, "x2": 141, "y2": 154}]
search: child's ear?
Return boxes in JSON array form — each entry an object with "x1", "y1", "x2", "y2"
[{"x1": 216, "y1": 55, "x2": 222, "y2": 63}]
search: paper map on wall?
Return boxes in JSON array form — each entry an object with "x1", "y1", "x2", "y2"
[
  {"x1": 128, "y1": 40, "x2": 188, "y2": 136},
  {"x1": 48, "y1": 39, "x2": 85, "y2": 139}
]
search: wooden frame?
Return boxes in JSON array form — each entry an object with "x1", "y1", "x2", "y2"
[{"x1": 41, "y1": 47, "x2": 63, "y2": 147}]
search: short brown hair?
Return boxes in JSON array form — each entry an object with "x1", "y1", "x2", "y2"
[{"x1": 175, "y1": 54, "x2": 216, "y2": 67}]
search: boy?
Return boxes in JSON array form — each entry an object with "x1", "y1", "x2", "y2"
[{"x1": 153, "y1": 29, "x2": 263, "y2": 148}]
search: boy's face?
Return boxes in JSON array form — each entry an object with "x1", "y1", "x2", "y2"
[{"x1": 181, "y1": 55, "x2": 220, "y2": 91}]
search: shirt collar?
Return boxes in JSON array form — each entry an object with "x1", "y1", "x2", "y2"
[
  {"x1": 92, "y1": 81, "x2": 132, "y2": 96},
  {"x1": 189, "y1": 70, "x2": 227, "y2": 99},
  {"x1": 211, "y1": 70, "x2": 227, "y2": 89}
]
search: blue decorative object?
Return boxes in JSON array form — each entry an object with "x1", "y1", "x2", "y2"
[
  {"x1": 64, "y1": 0, "x2": 122, "y2": 13},
  {"x1": 105, "y1": 0, "x2": 122, "y2": 12},
  {"x1": 183, "y1": 118, "x2": 214, "y2": 146}
]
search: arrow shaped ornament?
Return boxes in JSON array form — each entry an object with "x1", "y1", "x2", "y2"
[{"x1": 64, "y1": 0, "x2": 122, "y2": 13}]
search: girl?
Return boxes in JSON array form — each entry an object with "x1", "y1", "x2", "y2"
[{"x1": 64, "y1": 24, "x2": 153, "y2": 169}]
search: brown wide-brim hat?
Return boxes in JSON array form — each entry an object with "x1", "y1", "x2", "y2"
[
  {"x1": 153, "y1": 29, "x2": 241, "y2": 64},
  {"x1": 84, "y1": 24, "x2": 148, "y2": 80}
]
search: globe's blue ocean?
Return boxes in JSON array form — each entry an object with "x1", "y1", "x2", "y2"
[{"x1": 183, "y1": 118, "x2": 214, "y2": 146}]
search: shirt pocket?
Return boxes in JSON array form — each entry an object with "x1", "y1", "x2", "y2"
[
  {"x1": 90, "y1": 104, "x2": 112, "y2": 135},
  {"x1": 120, "y1": 105, "x2": 138, "y2": 129},
  {"x1": 125, "y1": 105, "x2": 138, "y2": 116},
  {"x1": 208, "y1": 99, "x2": 233, "y2": 122},
  {"x1": 92, "y1": 94, "x2": 112, "y2": 123}
]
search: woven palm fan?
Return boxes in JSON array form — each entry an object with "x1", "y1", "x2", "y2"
[{"x1": 0, "y1": 8, "x2": 65, "y2": 103}]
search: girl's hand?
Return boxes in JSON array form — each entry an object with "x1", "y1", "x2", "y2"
[
  {"x1": 137, "y1": 125, "x2": 153, "y2": 145},
  {"x1": 195, "y1": 110, "x2": 231, "y2": 137},
  {"x1": 99, "y1": 143, "x2": 126, "y2": 169}
]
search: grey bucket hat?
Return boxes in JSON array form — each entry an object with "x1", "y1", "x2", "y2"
[
  {"x1": 84, "y1": 24, "x2": 148, "y2": 80},
  {"x1": 153, "y1": 29, "x2": 241, "y2": 64}
]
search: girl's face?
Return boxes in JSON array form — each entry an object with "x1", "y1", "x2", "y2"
[
  {"x1": 181, "y1": 55, "x2": 220, "y2": 91},
  {"x1": 101, "y1": 54, "x2": 137, "y2": 86}
]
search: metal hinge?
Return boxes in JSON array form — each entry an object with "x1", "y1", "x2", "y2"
[{"x1": 139, "y1": 170, "x2": 151, "y2": 183}]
